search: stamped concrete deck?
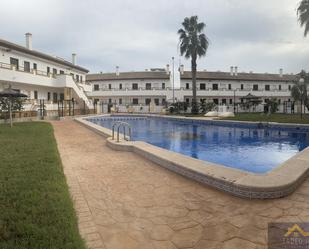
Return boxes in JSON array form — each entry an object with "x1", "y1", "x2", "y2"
[{"x1": 52, "y1": 120, "x2": 309, "y2": 249}]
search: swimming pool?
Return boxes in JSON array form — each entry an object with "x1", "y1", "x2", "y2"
[{"x1": 88, "y1": 115, "x2": 309, "y2": 173}]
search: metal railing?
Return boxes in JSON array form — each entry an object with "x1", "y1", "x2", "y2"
[{"x1": 112, "y1": 121, "x2": 132, "y2": 142}]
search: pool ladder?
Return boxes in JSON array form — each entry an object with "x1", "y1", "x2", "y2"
[{"x1": 112, "y1": 121, "x2": 132, "y2": 142}]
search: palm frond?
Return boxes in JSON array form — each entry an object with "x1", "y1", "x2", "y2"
[{"x1": 297, "y1": 0, "x2": 309, "y2": 36}]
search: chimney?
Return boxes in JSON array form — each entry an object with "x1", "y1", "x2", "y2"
[
  {"x1": 234, "y1": 66, "x2": 238, "y2": 76},
  {"x1": 72, "y1": 53, "x2": 77, "y2": 65},
  {"x1": 166, "y1": 64, "x2": 170, "y2": 74},
  {"x1": 230, "y1": 66, "x2": 234, "y2": 76},
  {"x1": 116, "y1": 66, "x2": 120, "y2": 76},
  {"x1": 279, "y1": 68, "x2": 283, "y2": 77},
  {"x1": 25, "y1": 33, "x2": 32, "y2": 50},
  {"x1": 179, "y1": 64, "x2": 184, "y2": 75}
]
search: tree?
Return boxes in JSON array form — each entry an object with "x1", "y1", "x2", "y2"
[
  {"x1": 0, "y1": 97, "x2": 24, "y2": 120},
  {"x1": 265, "y1": 98, "x2": 279, "y2": 114},
  {"x1": 291, "y1": 70, "x2": 309, "y2": 118},
  {"x1": 199, "y1": 99, "x2": 216, "y2": 114},
  {"x1": 178, "y1": 16, "x2": 209, "y2": 114},
  {"x1": 297, "y1": 0, "x2": 309, "y2": 36}
]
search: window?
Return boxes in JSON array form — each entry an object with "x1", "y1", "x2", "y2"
[
  {"x1": 229, "y1": 99, "x2": 233, "y2": 104},
  {"x1": 288, "y1": 85, "x2": 291, "y2": 90},
  {"x1": 132, "y1": 98, "x2": 138, "y2": 105},
  {"x1": 108, "y1": 98, "x2": 112, "y2": 103},
  {"x1": 34, "y1": 90, "x2": 38, "y2": 100},
  {"x1": 162, "y1": 98, "x2": 166, "y2": 105},
  {"x1": 33, "y1": 63, "x2": 37, "y2": 70},
  {"x1": 47, "y1": 92, "x2": 51, "y2": 101},
  {"x1": 24, "y1": 61, "x2": 30, "y2": 72},
  {"x1": 94, "y1": 84, "x2": 99, "y2": 91},
  {"x1": 60, "y1": 93, "x2": 64, "y2": 101},
  {"x1": 213, "y1": 99, "x2": 219, "y2": 104},
  {"x1": 132, "y1": 83, "x2": 138, "y2": 90},
  {"x1": 222, "y1": 99, "x2": 227, "y2": 105},
  {"x1": 53, "y1": 93, "x2": 58, "y2": 102},
  {"x1": 60, "y1": 70, "x2": 64, "y2": 74},
  {"x1": 154, "y1": 98, "x2": 159, "y2": 106},
  {"x1": 228, "y1": 84, "x2": 232, "y2": 90},
  {"x1": 253, "y1": 84, "x2": 258, "y2": 91},
  {"x1": 10, "y1": 57, "x2": 19, "y2": 70},
  {"x1": 186, "y1": 83, "x2": 190, "y2": 89},
  {"x1": 53, "y1": 68, "x2": 57, "y2": 75},
  {"x1": 76, "y1": 75, "x2": 79, "y2": 82},
  {"x1": 108, "y1": 84, "x2": 111, "y2": 90},
  {"x1": 279, "y1": 85, "x2": 282, "y2": 91},
  {"x1": 241, "y1": 84, "x2": 244, "y2": 90},
  {"x1": 162, "y1": 83, "x2": 165, "y2": 89},
  {"x1": 80, "y1": 76, "x2": 83, "y2": 82},
  {"x1": 212, "y1": 84, "x2": 218, "y2": 90},
  {"x1": 146, "y1": 83, "x2": 152, "y2": 90},
  {"x1": 200, "y1": 83, "x2": 206, "y2": 90},
  {"x1": 70, "y1": 73, "x2": 74, "y2": 79},
  {"x1": 119, "y1": 83, "x2": 122, "y2": 89},
  {"x1": 47, "y1": 66, "x2": 50, "y2": 74},
  {"x1": 265, "y1": 85, "x2": 270, "y2": 91},
  {"x1": 186, "y1": 98, "x2": 190, "y2": 103},
  {"x1": 145, "y1": 98, "x2": 151, "y2": 105},
  {"x1": 119, "y1": 98, "x2": 122, "y2": 105}
]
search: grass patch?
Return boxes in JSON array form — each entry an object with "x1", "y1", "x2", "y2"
[
  {"x1": 221, "y1": 113, "x2": 309, "y2": 124},
  {"x1": 0, "y1": 122, "x2": 86, "y2": 249}
]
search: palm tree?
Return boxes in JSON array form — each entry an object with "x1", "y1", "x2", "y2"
[
  {"x1": 178, "y1": 16, "x2": 209, "y2": 114},
  {"x1": 297, "y1": 0, "x2": 309, "y2": 36},
  {"x1": 291, "y1": 70, "x2": 309, "y2": 119}
]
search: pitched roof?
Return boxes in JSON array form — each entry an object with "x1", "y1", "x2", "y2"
[
  {"x1": 180, "y1": 71, "x2": 297, "y2": 82},
  {"x1": 0, "y1": 39, "x2": 89, "y2": 73},
  {"x1": 87, "y1": 71, "x2": 170, "y2": 81}
]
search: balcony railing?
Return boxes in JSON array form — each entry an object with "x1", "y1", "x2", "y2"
[
  {"x1": 94, "y1": 87, "x2": 169, "y2": 91},
  {"x1": 0, "y1": 62, "x2": 88, "y2": 85}
]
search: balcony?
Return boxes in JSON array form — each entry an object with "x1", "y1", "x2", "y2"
[{"x1": 0, "y1": 62, "x2": 89, "y2": 89}]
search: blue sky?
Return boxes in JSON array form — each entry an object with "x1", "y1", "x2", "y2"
[{"x1": 0, "y1": 0, "x2": 308, "y2": 75}]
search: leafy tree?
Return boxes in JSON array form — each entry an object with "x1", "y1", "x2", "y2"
[
  {"x1": 178, "y1": 16, "x2": 209, "y2": 114},
  {"x1": 199, "y1": 99, "x2": 216, "y2": 114},
  {"x1": 297, "y1": 0, "x2": 309, "y2": 36},
  {"x1": 291, "y1": 70, "x2": 309, "y2": 118},
  {"x1": 265, "y1": 98, "x2": 279, "y2": 114},
  {"x1": 168, "y1": 101, "x2": 189, "y2": 114},
  {"x1": 0, "y1": 97, "x2": 24, "y2": 119}
]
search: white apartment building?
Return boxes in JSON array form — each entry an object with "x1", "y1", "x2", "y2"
[
  {"x1": 87, "y1": 65, "x2": 297, "y2": 113},
  {"x1": 0, "y1": 33, "x2": 92, "y2": 116},
  {"x1": 180, "y1": 66, "x2": 297, "y2": 112},
  {"x1": 87, "y1": 67, "x2": 173, "y2": 113}
]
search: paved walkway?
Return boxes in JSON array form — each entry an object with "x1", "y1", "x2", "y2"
[{"x1": 52, "y1": 120, "x2": 309, "y2": 249}]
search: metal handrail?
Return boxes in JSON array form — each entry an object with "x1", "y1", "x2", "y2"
[{"x1": 112, "y1": 121, "x2": 132, "y2": 142}]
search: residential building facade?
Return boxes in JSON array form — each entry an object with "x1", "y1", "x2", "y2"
[
  {"x1": 87, "y1": 67, "x2": 172, "y2": 113},
  {"x1": 0, "y1": 33, "x2": 92, "y2": 116},
  {"x1": 87, "y1": 65, "x2": 298, "y2": 113}
]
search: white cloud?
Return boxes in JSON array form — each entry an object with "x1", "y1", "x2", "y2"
[{"x1": 0, "y1": 0, "x2": 308, "y2": 75}]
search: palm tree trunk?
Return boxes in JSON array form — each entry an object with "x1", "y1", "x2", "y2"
[{"x1": 191, "y1": 57, "x2": 198, "y2": 114}]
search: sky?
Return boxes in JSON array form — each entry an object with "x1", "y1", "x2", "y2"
[{"x1": 0, "y1": 0, "x2": 308, "y2": 76}]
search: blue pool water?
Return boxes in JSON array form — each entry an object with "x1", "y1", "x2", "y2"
[{"x1": 88, "y1": 116, "x2": 309, "y2": 173}]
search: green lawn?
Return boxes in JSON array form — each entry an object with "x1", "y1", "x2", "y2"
[
  {"x1": 221, "y1": 113, "x2": 309, "y2": 124},
  {"x1": 0, "y1": 122, "x2": 86, "y2": 249}
]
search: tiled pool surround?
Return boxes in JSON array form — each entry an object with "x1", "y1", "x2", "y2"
[{"x1": 75, "y1": 115, "x2": 309, "y2": 199}]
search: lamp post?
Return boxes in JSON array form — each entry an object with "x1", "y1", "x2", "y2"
[
  {"x1": 299, "y1": 78, "x2": 305, "y2": 119},
  {"x1": 172, "y1": 57, "x2": 175, "y2": 104},
  {"x1": 233, "y1": 89, "x2": 236, "y2": 113}
]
